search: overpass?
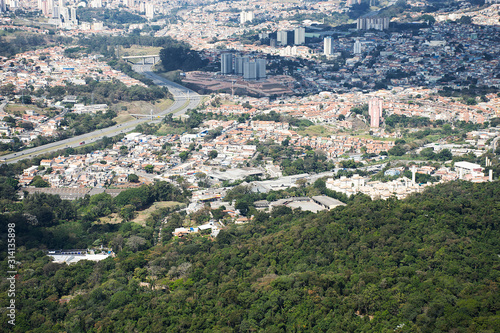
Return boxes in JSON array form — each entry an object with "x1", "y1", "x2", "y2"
[{"x1": 122, "y1": 54, "x2": 160, "y2": 65}]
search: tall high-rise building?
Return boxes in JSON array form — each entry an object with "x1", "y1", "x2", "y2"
[
  {"x1": 256, "y1": 59, "x2": 266, "y2": 79},
  {"x1": 240, "y1": 11, "x2": 254, "y2": 24},
  {"x1": 0, "y1": 0, "x2": 6, "y2": 13},
  {"x1": 324, "y1": 36, "x2": 333, "y2": 56},
  {"x1": 353, "y1": 39, "x2": 362, "y2": 54},
  {"x1": 294, "y1": 27, "x2": 305, "y2": 45},
  {"x1": 41, "y1": 0, "x2": 50, "y2": 16},
  {"x1": 70, "y1": 6, "x2": 77, "y2": 22},
  {"x1": 52, "y1": 5, "x2": 60, "y2": 19},
  {"x1": 61, "y1": 6, "x2": 70, "y2": 22},
  {"x1": 234, "y1": 56, "x2": 249, "y2": 75},
  {"x1": 369, "y1": 98, "x2": 383, "y2": 128},
  {"x1": 221, "y1": 53, "x2": 234, "y2": 75},
  {"x1": 277, "y1": 31, "x2": 288, "y2": 46},
  {"x1": 39, "y1": 0, "x2": 51, "y2": 16},
  {"x1": 357, "y1": 16, "x2": 389, "y2": 31},
  {"x1": 242, "y1": 59, "x2": 266, "y2": 80},
  {"x1": 243, "y1": 61, "x2": 257, "y2": 80},
  {"x1": 145, "y1": 3, "x2": 154, "y2": 19}
]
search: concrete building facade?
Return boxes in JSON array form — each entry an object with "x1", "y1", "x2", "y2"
[
  {"x1": 294, "y1": 27, "x2": 305, "y2": 45},
  {"x1": 324, "y1": 36, "x2": 333, "y2": 56},
  {"x1": 369, "y1": 97, "x2": 383, "y2": 128},
  {"x1": 221, "y1": 53, "x2": 234, "y2": 75}
]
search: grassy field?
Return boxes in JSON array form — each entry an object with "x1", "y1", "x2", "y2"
[
  {"x1": 98, "y1": 213, "x2": 122, "y2": 225},
  {"x1": 111, "y1": 98, "x2": 173, "y2": 123},
  {"x1": 156, "y1": 124, "x2": 186, "y2": 135},
  {"x1": 5, "y1": 104, "x2": 43, "y2": 113},
  {"x1": 98, "y1": 201, "x2": 185, "y2": 226},
  {"x1": 353, "y1": 134, "x2": 396, "y2": 142},
  {"x1": 12, "y1": 17, "x2": 54, "y2": 30},
  {"x1": 119, "y1": 46, "x2": 163, "y2": 64},
  {"x1": 298, "y1": 125, "x2": 334, "y2": 137},
  {"x1": 4, "y1": 103, "x2": 62, "y2": 118},
  {"x1": 120, "y1": 46, "x2": 163, "y2": 57},
  {"x1": 131, "y1": 201, "x2": 185, "y2": 226},
  {"x1": 113, "y1": 113, "x2": 135, "y2": 124}
]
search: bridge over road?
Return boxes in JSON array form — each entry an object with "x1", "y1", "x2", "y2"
[{"x1": 122, "y1": 54, "x2": 160, "y2": 65}]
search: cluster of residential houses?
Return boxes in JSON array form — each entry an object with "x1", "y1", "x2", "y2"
[
  {"x1": 0, "y1": 46, "x2": 146, "y2": 93},
  {"x1": 203, "y1": 88, "x2": 498, "y2": 135},
  {"x1": 0, "y1": 109, "x2": 64, "y2": 141},
  {"x1": 325, "y1": 160, "x2": 492, "y2": 201}
]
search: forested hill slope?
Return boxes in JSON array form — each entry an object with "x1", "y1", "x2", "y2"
[{"x1": 2, "y1": 181, "x2": 499, "y2": 332}]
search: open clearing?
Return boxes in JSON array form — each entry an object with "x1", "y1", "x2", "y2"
[
  {"x1": 112, "y1": 98, "x2": 173, "y2": 124},
  {"x1": 132, "y1": 201, "x2": 185, "y2": 226},
  {"x1": 120, "y1": 46, "x2": 163, "y2": 57},
  {"x1": 298, "y1": 125, "x2": 334, "y2": 137},
  {"x1": 98, "y1": 201, "x2": 185, "y2": 226}
]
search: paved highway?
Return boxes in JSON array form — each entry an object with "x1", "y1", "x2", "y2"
[
  {"x1": 1, "y1": 64, "x2": 201, "y2": 164},
  {"x1": 134, "y1": 63, "x2": 202, "y2": 117}
]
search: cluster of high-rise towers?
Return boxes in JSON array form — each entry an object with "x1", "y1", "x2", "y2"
[
  {"x1": 221, "y1": 54, "x2": 266, "y2": 81},
  {"x1": 37, "y1": 0, "x2": 78, "y2": 27},
  {"x1": 37, "y1": 0, "x2": 156, "y2": 24}
]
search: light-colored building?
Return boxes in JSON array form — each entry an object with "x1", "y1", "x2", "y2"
[
  {"x1": 357, "y1": 16, "x2": 389, "y2": 31},
  {"x1": 256, "y1": 59, "x2": 266, "y2": 79},
  {"x1": 221, "y1": 53, "x2": 233, "y2": 75},
  {"x1": 277, "y1": 31, "x2": 288, "y2": 46},
  {"x1": 455, "y1": 161, "x2": 483, "y2": 179},
  {"x1": 90, "y1": 0, "x2": 102, "y2": 8},
  {"x1": 324, "y1": 36, "x2": 333, "y2": 56},
  {"x1": 235, "y1": 56, "x2": 248, "y2": 75},
  {"x1": 354, "y1": 39, "x2": 362, "y2": 55},
  {"x1": 243, "y1": 61, "x2": 257, "y2": 80},
  {"x1": 240, "y1": 11, "x2": 254, "y2": 24},
  {"x1": 145, "y1": 3, "x2": 154, "y2": 20},
  {"x1": 294, "y1": 27, "x2": 305, "y2": 45},
  {"x1": 369, "y1": 97, "x2": 383, "y2": 128}
]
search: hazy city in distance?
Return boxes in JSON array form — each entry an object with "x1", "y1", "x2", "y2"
[{"x1": 0, "y1": 0, "x2": 499, "y2": 331}]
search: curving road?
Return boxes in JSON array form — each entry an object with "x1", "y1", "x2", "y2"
[{"x1": 1, "y1": 64, "x2": 201, "y2": 164}]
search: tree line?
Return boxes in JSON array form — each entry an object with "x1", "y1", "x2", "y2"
[{"x1": 0, "y1": 181, "x2": 498, "y2": 331}]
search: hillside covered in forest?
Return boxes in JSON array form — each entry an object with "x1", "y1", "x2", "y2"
[{"x1": 1, "y1": 181, "x2": 499, "y2": 332}]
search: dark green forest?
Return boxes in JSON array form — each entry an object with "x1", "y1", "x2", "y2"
[
  {"x1": 159, "y1": 45, "x2": 208, "y2": 72},
  {"x1": 0, "y1": 181, "x2": 499, "y2": 332}
]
